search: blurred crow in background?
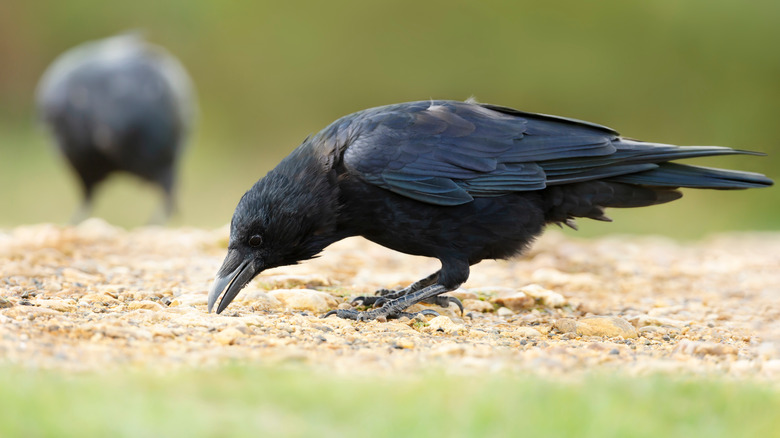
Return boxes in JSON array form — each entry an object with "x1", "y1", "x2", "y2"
[
  {"x1": 208, "y1": 100, "x2": 772, "y2": 320},
  {"x1": 37, "y1": 32, "x2": 196, "y2": 223}
]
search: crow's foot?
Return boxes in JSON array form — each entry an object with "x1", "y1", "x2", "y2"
[
  {"x1": 351, "y1": 294, "x2": 463, "y2": 315},
  {"x1": 323, "y1": 308, "x2": 439, "y2": 321}
]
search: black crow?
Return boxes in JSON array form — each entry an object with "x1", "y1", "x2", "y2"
[
  {"x1": 208, "y1": 100, "x2": 772, "y2": 320},
  {"x1": 37, "y1": 33, "x2": 196, "y2": 223}
]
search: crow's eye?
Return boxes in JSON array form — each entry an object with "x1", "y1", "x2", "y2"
[{"x1": 248, "y1": 235, "x2": 262, "y2": 247}]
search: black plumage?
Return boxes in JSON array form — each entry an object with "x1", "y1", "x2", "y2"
[
  {"x1": 37, "y1": 33, "x2": 196, "y2": 223},
  {"x1": 208, "y1": 100, "x2": 772, "y2": 320}
]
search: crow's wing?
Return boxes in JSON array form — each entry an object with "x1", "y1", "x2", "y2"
[
  {"x1": 337, "y1": 100, "x2": 767, "y2": 206},
  {"x1": 337, "y1": 100, "x2": 620, "y2": 205}
]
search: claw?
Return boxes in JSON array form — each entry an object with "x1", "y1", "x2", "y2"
[
  {"x1": 447, "y1": 296, "x2": 464, "y2": 315},
  {"x1": 398, "y1": 309, "x2": 440, "y2": 319},
  {"x1": 350, "y1": 296, "x2": 370, "y2": 306},
  {"x1": 375, "y1": 288, "x2": 394, "y2": 297},
  {"x1": 322, "y1": 307, "x2": 438, "y2": 321},
  {"x1": 322, "y1": 309, "x2": 363, "y2": 320},
  {"x1": 350, "y1": 295, "x2": 389, "y2": 308},
  {"x1": 372, "y1": 297, "x2": 388, "y2": 308},
  {"x1": 425, "y1": 295, "x2": 464, "y2": 315}
]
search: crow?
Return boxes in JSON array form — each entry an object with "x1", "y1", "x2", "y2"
[
  {"x1": 36, "y1": 32, "x2": 196, "y2": 223},
  {"x1": 208, "y1": 100, "x2": 772, "y2": 320}
]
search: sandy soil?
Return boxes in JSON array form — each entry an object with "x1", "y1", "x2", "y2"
[{"x1": 1, "y1": 219, "x2": 779, "y2": 379}]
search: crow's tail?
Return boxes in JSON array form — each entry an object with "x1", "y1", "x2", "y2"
[
  {"x1": 542, "y1": 140, "x2": 772, "y2": 227},
  {"x1": 603, "y1": 139, "x2": 773, "y2": 189},
  {"x1": 542, "y1": 139, "x2": 773, "y2": 189},
  {"x1": 606, "y1": 162, "x2": 773, "y2": 189}
]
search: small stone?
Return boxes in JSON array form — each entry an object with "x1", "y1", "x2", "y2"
[
  {"x1": 239, "y1": 289, "x2": 282, "y2": 311},
  {"x1": 214, "y1": 327, "x2": 244, "y2": 345},
  {"x1": 36, "y1": 299, "x2": 77, "y2": 313},
  {"x1": 473, "y1": 286, "x2": 516, "y2": 297},
  {"x1": 394, "y1": 338, "x2": 415, "y2": 349},
  {"x1": 463, "y1": 299, "x2": 494, "y2": 313},
  {"x1": 337, "y1": 302, "x2": 352, "y2": 310},
  {"x1": 0, "y1": 297, "x2": 13, "y2": 309},
  {"x1": 554, "y1": 318, "x2": 578, "y2": 333},
  {"x1": 80, "y1": 293, "x2": 121, "y2": 306},
  {"x1": 519, "y1": 284, "x2": 566, "y2": 308},
  {"x1": 268, "y1": 289, "x2": 337, "y2": 313},
  {"x1": 492, "y1": 292, "x2": 534, "y2": 311},
  {"x1": 169, "y1": 293, "x2": 207, "y2": 307},
  {"x1": 576, "y1": 316, "x2": 638, "y2": 339},
  {"x1": 628, "y1": 315, "x2": 688, "y2": 329},
  {"x1": 61, "y1": 267, "x2": 99, "y2": 282},
  {"x1": 425, "y1": 316, "x2": 464, "y2": 334},
  {"x1": 514, "y1": 327, "x2": 542, "y2": 338},
  {"x1": 448, "y1": 289, "x2": 479, "y2": 301},
  {"x1": 497, "y1": 307, "x2": 514, "y2": 317},
  {"x1": 2, "y1": 306, "x2": 61, "y2": 319},
  {"x1": 674, "y1": 340, "x2": 738, "y2": 356},
  {"x1": 260, "y1": 274, "x2": 331, "y2": 289},
  {"x1": 638, "y1": 325, "x2": 666, "y2": 338},
  {"x1": 128, "y1": 300, "x2": 164, "y2": 311}
]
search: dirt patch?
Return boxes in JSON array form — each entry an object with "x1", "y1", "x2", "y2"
[{"x1": 1, "y1": 219, "x2": 779, "y2": 379}]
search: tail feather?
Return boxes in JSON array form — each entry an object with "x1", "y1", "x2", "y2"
[
  {"x1": 541, "y1": 139, "x2": 773, "y2": 190},
  {"x1": 607, "y1": 162, "x2": 774, "y2": 189},
  {"x1": 542, "y1": 143, "x2": 763, "y2": 172}
]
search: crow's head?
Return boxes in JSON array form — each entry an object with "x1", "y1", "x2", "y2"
[{"x1": 208, "y1": 145, "x2": 340, "y2": 314}]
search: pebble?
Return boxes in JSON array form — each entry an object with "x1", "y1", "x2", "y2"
[
  {"x1": 61, "y1": 267, "x2": 99, "y2": 283},
  {"x1": 240, "y1": 289, "x2": 282, "y2": 311},
  {"x1": 425, "y1": 316, "x2": 464, "y2": 334},
  {"x1": 463, "y1": 299, "x2": 493, "y2": 313},
  {"x1": 36, "y1": 299, "x2": 77, "y2": 313},
  {"x1": 268, "y1": 289, "x2": 338, "y2": 313},
  {"x1": 629, "y1": 315, "x2": 689, "y2": 329},
  {"x1": 169, "y1": 293, "x2": 207, "y2": 307},
  {"x1": 80, "y1": 293, "x2": 121, "y2": 306},
  {"x1": 214, "y1": 327, "x2": 244, "y2": 345},
  {"x1": 497, "y1": 307, "x2": 515, "y2": 317},
  {"x1": 554, "y1": 318, "x2": 578, "y2": 333},
  {"x1": 2, "y1": 306, "x2": 61, "y2": 318},
  {"x1": 674, "y1": 340, "x2": 738, "y2": 356},
  {"x1": 638, "y1": 325, "x2": 666, "y2": 338},
  {"x1": 514, "y1": 327, "x2": 543, "y2": 338},
  {"x1": 575, "y1": 316, "x2": 638, "y2": 339},
  {"x1": 449, "y1": 289, "x2": 479, "y2": 301},
  {"x1": 1, "y1": 223, "x2": 778, "y2": 379},
  {"x1": 128, "y1": 301, "x2": 164, "y2": 311},
  {"x1": 493, "y1": 293, "x2": 534, "y2": 311},
  {"x1": 0, "y1": 297, "x2": 13, "y2": 309},
  {"x1": 394, "y1": 339, "x2": 415, "y2": 349},
  {"x1": 519, "y1": 284, "x2": 567, "y2": 308},
  {"x1": 259, "y1": 274, "x2": 332, "y2": 289}
]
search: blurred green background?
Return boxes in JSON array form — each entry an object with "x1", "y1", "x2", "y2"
[{"x1": 1, "y1": 0, "x2": 777, "y2": 236}]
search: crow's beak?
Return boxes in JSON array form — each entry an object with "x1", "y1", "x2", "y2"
[{"x1": 208, "y1": 250, "x2": 258, "y2": 314}]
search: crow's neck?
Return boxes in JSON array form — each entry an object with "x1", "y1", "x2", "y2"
[{"x1": 262, "y1": 140, "x2": 346, "y2": 256}]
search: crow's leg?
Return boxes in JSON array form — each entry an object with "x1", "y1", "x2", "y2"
[
  {"x1": 351, "y1": 272, "x2": 463, "y2": 313},
  {"x1": 69, "y1": 188, "x2": 95, "y2": 225},
  {"x1": 326, "y1": 283, "x2": 453, "y2": 321},
  {"x1": 147, "y1": 175, "x2": 176, "y2": 225},
  {"x1": 352, "y1": 272, "x2": 438, "y2": 305}
]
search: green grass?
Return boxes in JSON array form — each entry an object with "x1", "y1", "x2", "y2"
[{"x1": 1, "y1": 366, "x2": 778, "y2": 437}]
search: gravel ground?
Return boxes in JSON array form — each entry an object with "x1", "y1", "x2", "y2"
[{"x1": 1, "y1": 219, "x2": 779, "y2": 379}]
